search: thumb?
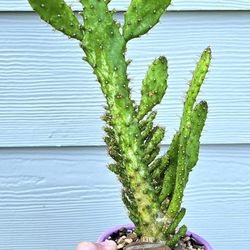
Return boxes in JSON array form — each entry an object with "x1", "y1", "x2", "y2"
[
  {"x1": 76, "y1": 241, "x2": 117, "y2": 250},
  {"x1": 76, "y1": 242, "x2": 98, "y2": 250},
  {"x1": 100, "y1": 240, "x2": 117, "y2": 250}
]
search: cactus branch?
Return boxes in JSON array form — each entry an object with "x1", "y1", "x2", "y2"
[
  {"x1": 141, "y1": 113, "x2": 157, "y2": 141},
  {"x1": 140, "y1": 111, "x2": 157, "y2": 131},
  {"x1": 145, "y1": 127, "x2": 165, "y2": 155},
  {"x1": 123, "y1": 0, "x2": 171, "y2": 41},
  {"x1": 28, "y1": 0, "x2": 83, "y2": 40},
  {"x1": 164, "y1": 208, "x2": 186, "y2": 238},
  {"x1": 167, "y1": 48, "x2": 211, "y2": 218},
  {"x1": 159, "y1": 132, "x2": 180, "y2": 202},
  {"x1": 167, "y1": 225, "x2": 188, "y2": 248},
  {"x1": 186, "y1": 101, "x2": 208, "y2": 171},
  {"x1": 138, "y1": 57, "x2": 168, "y2": 120},
  {"x1": 151, "y1": 154, "x2": 169, "y2": 186}
]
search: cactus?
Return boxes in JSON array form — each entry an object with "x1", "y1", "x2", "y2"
[{"x1": 28, "y1": 0, "x2": 211, "y2": 248}]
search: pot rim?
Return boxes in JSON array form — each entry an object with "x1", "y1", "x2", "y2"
[{"x1": 97, "y1": 224, "x2": 213, "y2": 250}]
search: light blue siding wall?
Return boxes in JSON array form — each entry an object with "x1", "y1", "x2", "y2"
[{"x1": 0, "y1": 1, "x2": 249, "y2": 250}]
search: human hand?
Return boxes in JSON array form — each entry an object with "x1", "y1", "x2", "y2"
[{"x1": 77, "y1": 240, "x2": 117, "y2": 250}]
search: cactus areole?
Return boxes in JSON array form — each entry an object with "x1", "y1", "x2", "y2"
[{"x1": 28, "y1": 0, "x2": 212, "y2": 248}]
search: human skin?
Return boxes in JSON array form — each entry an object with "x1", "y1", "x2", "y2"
[{"x1": 77, "y1": 240, "x2": 117, "y2": 250}]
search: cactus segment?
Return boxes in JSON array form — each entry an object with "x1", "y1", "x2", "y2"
[
  {"x1": 79, "y1": 0, "x2": 126, "y2": 82},
  {"x1": 164, "y1": 208, "x2": 186, "y2": 238},
  {"x1": 145, "y1": 127, "x2": 165, "y2": 155},
  {"x1": 28, "y1": 0, "x2": 83, "y2": 40},
  {"x1": 107, "y1": 163, "x2": 120, "y2": 175},
  {"x1": 151, "y1": 154, "x2": 169, "y2": 179},
  {"x1": 186, "y1": 101, "x2": 208, "y2": 171},
  {"x1": 152, "y1": 155, "x2": 170, "y2": 189},
  {"x1": 159, "y1": 132, "x2": 180, "y2": 202},
  {"x1": 149, "y1": 156, "x2": 164, "y2": 174},
  {"x1": 160, "y1": 101, "x2": 208, "y2": 204},
  {"x1": 141, "y1": 112, "x2": 157, "y2": 141},
  {"x1": 140, "y1": 111, "x2": 157, "y2": 131},
  {"x1": 167, "y1": 225, "x2": 187, "y2": 248},
  {"x1": 101, "y1": 112, "x2": 113, "y2": 126},
  {"x1": 138, "y1": 57, "x2": 168, "y2": 120},
  {"x1": 104, "y1": 126, "x2": 123, "y2": 163},
  {"x1": 108, "y1": 148, "x2": 123, "y2": 162},
  {"x1": 104, "y1": 136, "x2": 122, "y2": 161},
  {"x1": 104, "y1": 126, "x2": 115, "y2": 138},
  {"x1": 146, "y1": 146, "x2": 160, "y2": 165},
  {"x1": 160, "y1": 164, "x2": 176, "y2": 202},
  {"x1": 123, "y1": 0, "x2": 171, "y2": 41},
  {"x1": 167, "y1": 48, "x2": 211, "y2": 218}
]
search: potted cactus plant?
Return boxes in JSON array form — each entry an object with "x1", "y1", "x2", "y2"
[{"x1": 27, "y1": 0, "x2": 212, "y2": 249}]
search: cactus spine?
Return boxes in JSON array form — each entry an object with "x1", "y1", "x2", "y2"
[{"x1": 28, "y1": 0, "x2": 211, "y2": 247}]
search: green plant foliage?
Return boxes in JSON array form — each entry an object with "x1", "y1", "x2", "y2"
[{"x1": 28, "y1": 0, "x2": 211, "y2": 247}]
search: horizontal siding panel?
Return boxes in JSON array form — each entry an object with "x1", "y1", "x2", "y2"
[
  {"x1": 1, "y1": 0, "x2": 250, "y2": 11},
  {"x1": 0, "y1": 12, "x2": 250, "y2": 146},
  {"x1": 0, "y1": 145, "x2": 249, "y2": 250}
]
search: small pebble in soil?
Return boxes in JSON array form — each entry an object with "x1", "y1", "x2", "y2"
[{"x1": 107, "y1": 228, "x2": 205, "y2": 250}]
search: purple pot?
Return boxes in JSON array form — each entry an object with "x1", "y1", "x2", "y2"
[{"x1": 97, "y1": 224, "x2": 212, "y2": 250}]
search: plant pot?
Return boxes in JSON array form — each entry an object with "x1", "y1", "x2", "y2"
[{"x1": 97, "y1": 224, "x2": 213, "y2": 250}]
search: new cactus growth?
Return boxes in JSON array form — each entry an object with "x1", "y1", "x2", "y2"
[{"x1": 28, "y1": 0, "x2": 211, "y2": 248}]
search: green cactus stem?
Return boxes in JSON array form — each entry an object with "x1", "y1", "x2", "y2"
[
  {"x1": 138, "y1": 57, "x2": 168, "y2": 120},
  {"x1": 123, "y1": 0, "x2": 171, "y2": 41},
  {"x1": 140, "y1": 111, "x2": 157, "y2": 130},
  {"x1": 29, "y1": 0, "x2": 212, "y2": 247},
  {"x1": 159, "y1": 132, "x2": 180, "y2": 203},
  {"x1": 167, "y1": 225, "x2": 188, "y2": 248},
  {"x1": 141, "y1": 112, "x2": 157, "y2": 141},
  {"x1": 167, "y1": 48, "x2": 211, "y2": 219},
  {"x1": 151, "y1": 154, "x2": 169, "y2": 186},
  {"x1": 164, "y1": 208, "x2": 186, "y2": 238},
  {"x1": 145, "y1": 127, "x2": 165, "y2": 155},
  {"x1": 28, "y1": 0, "x2": 83, "y2": 40},
  {"x1": 186, "y1": 101, "x2": 208, "y2": 171}
]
